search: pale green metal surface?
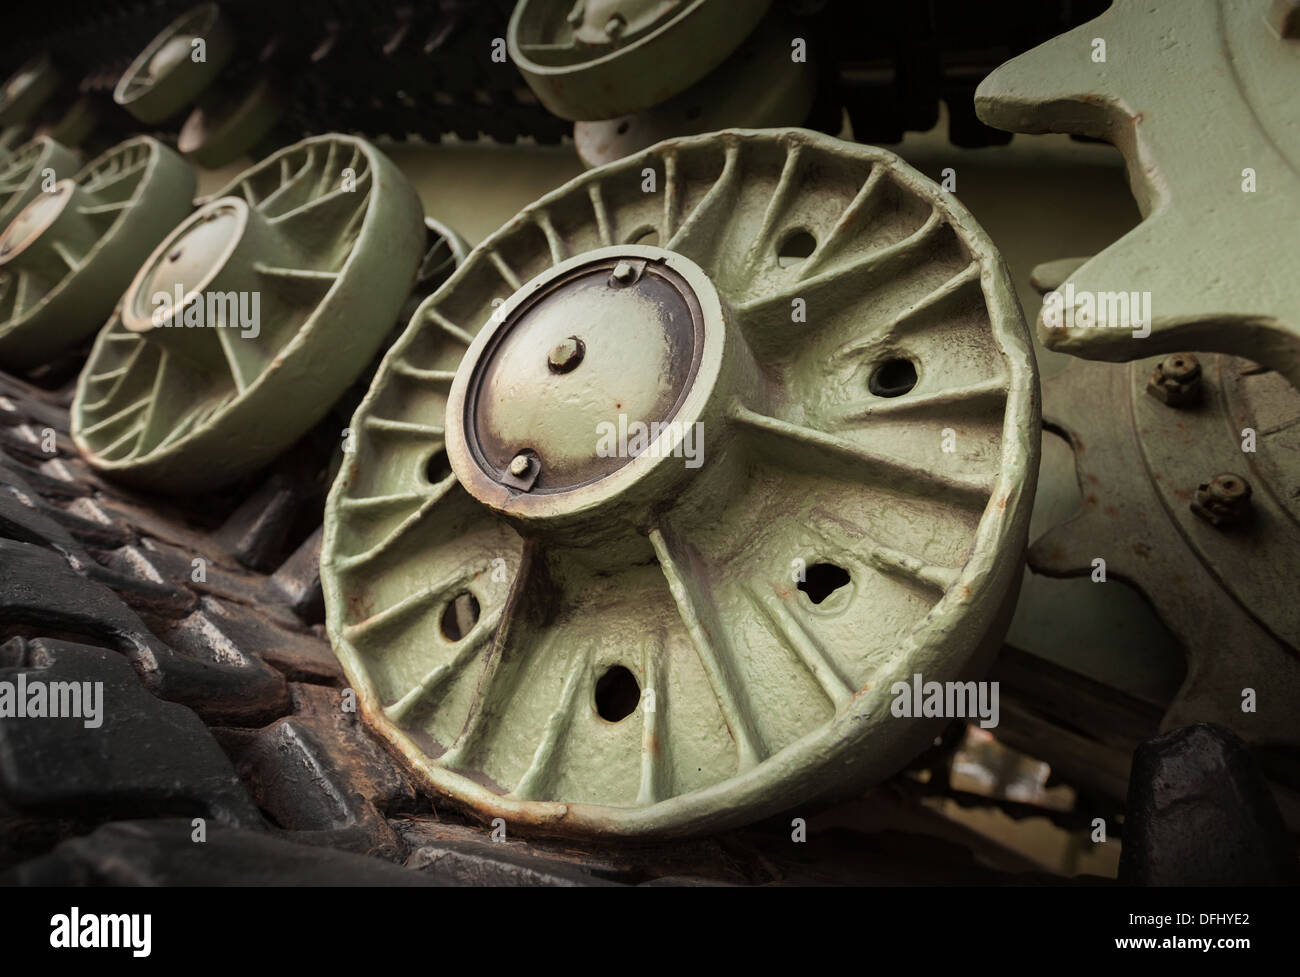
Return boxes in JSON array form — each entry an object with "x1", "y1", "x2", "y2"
[
  {"x1": 0, "y1": 54, "x2": 59, "y2": 127},
  {"x1": 974, "y1": 0, "x2": 1300, "y2": 388},
  {"x1": 1029, "y1": 353, "x2": 1300, "y2": 751},
  {"x1": 0, "y1": 136, "x2": 79, "y2": 230},
  {"x1": 178, "y1": 74, "x2": 287, "y2": 170},
  {"x1": 509, "y1": 0, "x2": 773, "y2": 121},
  {"x1": 574, "y1": 12, "x2": 816, "y2": 167},
  {"x1": 0, "y1": 136, "x2": 194, "y2": 369},
  {"x1": 113, "y1": 3, "x2": 235, "y2": 124},
  {"x1": 322, "y1": 128, "x2": 1039, "y2": 839},
  {"x1": 71, "y1": 135, "x2": 425, "y2": 492}
]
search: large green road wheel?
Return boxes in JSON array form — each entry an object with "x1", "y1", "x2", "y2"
[
  {"x1": 322, "y1": 128, "x2": 1039, "y2": 839},
  {"x1": 509, "y1": 0, "x2": 773, "y2": 121},
  {"x1": 114, "y1": 3, "x2": 235, "y2": 124},
  {"x1": 0, "y1": 136, "x2": 79, "y2": 230},
  {"x1": 0, "y1": 137, "x2": 194, "y2": 369},
  {"x1": 71, "y1": 135, "x2": 425, "y2": 492}
]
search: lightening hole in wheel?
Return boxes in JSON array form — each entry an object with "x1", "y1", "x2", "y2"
[
  {"x1": 595, "y1": 665, "x2": 640, "y2": 722},
  {"x1": 425, "y1": 448, "x2": 452, "y2": 483},
  {"x1": 440, "y1": 591, "x2": 479, "y2": 642},
  {"x1": 777, "y1": 229, "x2": 816, "y2": 267},
  {"x1": 868, "y1": 357, "x2": 917, "y2": 397},
  {"x1": 798, "y1": 563, "x2": 851, "y2": 605},
  {"x1": 627, "y1": 225, "x2": 659, "y2": 246}
]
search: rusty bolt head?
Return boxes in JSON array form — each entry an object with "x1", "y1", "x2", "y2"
[
  {"x1": 509, "y1": 453, "x2": 531, "y2": 477},
  {"x1": 1147, "y1": 352, "x2": 1203, "y2": 407},
  {"x1": 1192, "y1": 473, "x2": 1253, "y2": 528},
  {"x1": 547, "y1": 336, "x2": 585, "y2": 374}
]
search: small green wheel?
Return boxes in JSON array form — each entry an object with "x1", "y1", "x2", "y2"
[
  {"x1": 509, "y1": 0, "x2": 773, "y2": 121},
  {"x1": 113, "y1": 3, "x2": 235, "y2": 124},
  {"x1": 0, "y1": 136, "x2": 80, "y2": 230},
  {"x1": 0, "y1": 136, "x2": 194, "y2": 369},
  {"x1": 71, "y1": 135, "x2": 425, "y2": 492},
  {"x1": 573, "y1": 13, "x2": 816, "y2": 167},
  {"x1": 322, "y1": 128, "x2": 1039, "y2": 839},
  {"x1": 0, "y1": 54, "x2": 59, "y2": 127},
  {"x1": 40, "y1": 94, "x2": 103, "y2": 149},
  {"x1": 178, "y1": 74, "x2": 287, "y2": 170}
]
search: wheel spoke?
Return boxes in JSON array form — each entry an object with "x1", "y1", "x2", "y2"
[
  {"x1": 741, "y1": 582, "x2": 855, "y2": 709},
  {"x1": 216, "y1": 322, "x2": 268, "y2": 394},
  {"x1": 391, "y1": 361, "x2": 457, "y2": 385},
  {"x1": 730, "y1": 403, "x2": 996, "y2": 508},
  {"x1": 439, "y1": 541, "x2": 546, "y2": 772},
  {"x1": 333, "y1": 473, "x2": 459, "y2": 572},
  {"x1": 511, "y1": 646, "x2": 590, "y2": 800},
  {"x1": 256, "y1": 147, "x2": 317, "y2": 216},
  {"x1": 739, "y1": 142, "x2": 804, "y2": 278},
  {"x1": 664, "y1": 142, "x2": 742, "y2": 261},
  {"x1": 737, "y1": 207, "x2": 948, "y2": 319},
  {"x1": 649, "y1": 525, "x2": 764, "y2": 770},
  {"x1": 797, "y1": 164, "x2": 889, "y2": 278},
  {"x1": 267, "y1": 176, "x2": 371, "y2": 238},
  {"x1": 834, "y1": 374, "x2": 1007, "y2": 424},
  {"x1": 532, "y1": 210, "x2": 567, "y2": 265},
  {"x1": 255, "y1": 263, "x2": 339, "y2": 306},
  {"x1": 832, "y1": 261, "x2": 982, "y2": 364}
]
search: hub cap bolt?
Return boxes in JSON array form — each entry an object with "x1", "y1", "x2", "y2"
[
  {"x1": 611, "y1": 260, "x2": 637, "y2": 285},
  {"x1": 547, "y1": 336, "x2": 585, "y2": 373}
]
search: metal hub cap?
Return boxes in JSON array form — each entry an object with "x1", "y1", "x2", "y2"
[
  {"x1": 322, "y1": 129, "x2": 1038, "y2": 839},
  {"x1": 450, "y1": 247, "x2": 718, "y2": 505},
  {"x1": 127, "y1": 199, "x2": 247, "y2": 321},
  {"x1": 0, "y1": 137, "x2": 79, "y2": 231},
  {"x1": 0, "y1": 180, "x2": 75, "y2": 262}
]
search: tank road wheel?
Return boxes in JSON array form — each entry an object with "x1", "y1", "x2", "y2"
[
  {"x1": 0, "y1": 54, "x2": 59, "y2": 127},
  {"x1": 71, "y1": 135, "x2": 425, "y2": 492},
  {"x1": 0, "y1": 137, "x2": 194, "y2": 369},
  {"x1": 573, "y1": 13, "x2": 817, "y2": 168},
  {"x1": 321, "y1": 129, "x2": 1039, "y2": 839},
  {"x1": 177, "y1": 75, "x2": 287, "y2": 170},
  {"x1": 508, "y1": 0, "x2": 773, "y2": 121},
  {"x1": 113, "y1": 3, "x2": 236, "y2": 125}
]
